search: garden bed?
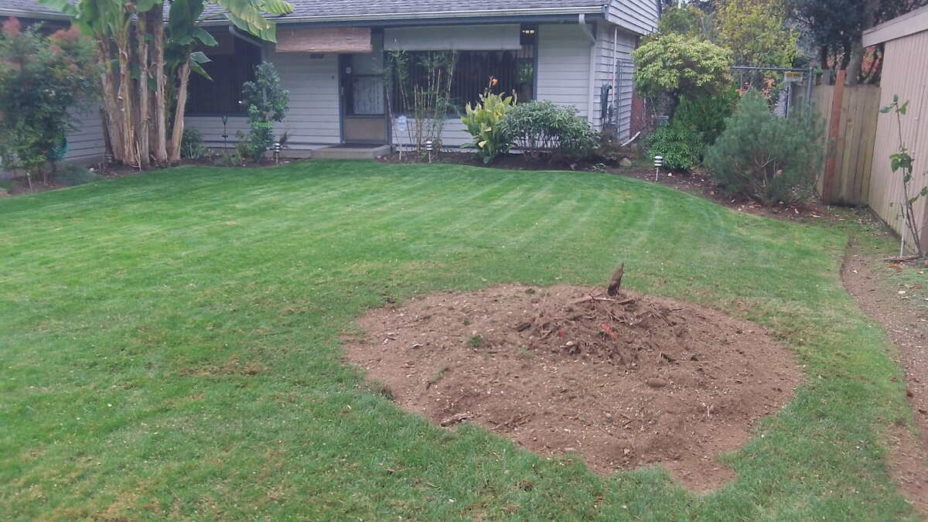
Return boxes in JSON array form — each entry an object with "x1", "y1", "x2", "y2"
[{"x1": 344, "y1": 284, "x2": 801, "y2": 492}]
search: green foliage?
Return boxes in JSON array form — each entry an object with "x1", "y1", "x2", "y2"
[
  {"x1": 644, "y1": 91, "x2": 738, "y2": 171},
  {"x1": 647, "y1": 122, "x2": 704, "y2": 171},
  {"x1": 717, "y1": 0, "x2": 799, "y2": 67},
  {"x1": 53, "y1": 163, "x2": 101, "y2": 187},
  {"x1": 633, "y1": 33, "x2": 733, "y2": 115},
  {"x1": 241, "y1": 62, "x2": 289, "y2": 162},
  {"x1": 499, "y1": 101, "x2": 598, "y2": 160},
  {"x1": 180, "y1": 128, "x2": 209, "y2": 160},
  {"x1": 387, "y1": 50, "x2": 458, "y2": 156},
  {"x1": 788, "y1": 0, "x2": 912, "y2": 75},
  {"x1": 0, "y1": 20, "x2": 96, "y2": 183},
  {"x1": 657, "y1": 4, "x2": 717, "y2": 40},
  {"x1": 705, "y1": 91, "x2": 822, "y2": 205},
  {"x1": 672, "y1": 90, "x2": 739, "y2": 147},
  {"x1": 461, "y1": 90, "x2": 516, "y2": 164}
]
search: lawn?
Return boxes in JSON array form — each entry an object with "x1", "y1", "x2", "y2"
[{"x1": 0, "y1": 161, "x2": 917, "y2": 520}]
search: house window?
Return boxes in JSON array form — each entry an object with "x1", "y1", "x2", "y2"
[
  {"x1": 186, "y1": 36, "x2": 262, "y2": 115},
  {"x1": 390, "y1": 24, "x2": 536, "y2": 113}
]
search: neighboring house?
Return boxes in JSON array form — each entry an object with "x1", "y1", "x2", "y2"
[
  {"x1": 3, "y1": 0, "x2": 659, "y2": 158},
  {"x1": 0, "y1": 1, "x2": 107, "y2": 164},
  {"x1": 863, "y1": 5, "x2": 928, "y2": 249}
]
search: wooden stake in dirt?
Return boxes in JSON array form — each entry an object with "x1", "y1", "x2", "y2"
[{"x1": 607, "y1": 262, "x2": 625, "y2": 296}]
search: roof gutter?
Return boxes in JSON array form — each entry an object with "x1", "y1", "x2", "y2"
[
  {"x1": 202, "y1": 6, "x2": 604, "y2": 27},
  {"x1": 229, "y1": 24, "x2": 266, "y2": 48}
]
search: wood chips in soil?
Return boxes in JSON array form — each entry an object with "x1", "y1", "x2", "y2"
[{"x1": 343, "y1": 285, "x2": 801, "y2": 492}]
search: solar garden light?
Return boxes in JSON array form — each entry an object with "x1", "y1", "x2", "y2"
[
  {"x1": 654, "y1": 155, "x2": 664, "y2": 181},
  {"x1": 425, "y1": 139, "x2": 434, "y2": 164}
]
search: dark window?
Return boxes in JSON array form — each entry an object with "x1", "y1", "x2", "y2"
[
  {"x1": 390, "y1": 25, "x2": 536, "y2": 113},
  {"x1": 186, "y1": 37, "x2": 262, "y2": 115}
]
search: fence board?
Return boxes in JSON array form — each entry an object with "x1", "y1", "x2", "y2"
[{"x1": 814, "y1": 83, "x2": 881, "y2": 205}]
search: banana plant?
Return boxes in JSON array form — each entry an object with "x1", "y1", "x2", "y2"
[{"x1": 39, "y1": 0, "x2": 293, "y2": 165}]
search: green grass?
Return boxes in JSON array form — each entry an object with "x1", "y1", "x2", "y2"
[{"x1": 0, "y1": 161, "x2": 917, "y2": 520}]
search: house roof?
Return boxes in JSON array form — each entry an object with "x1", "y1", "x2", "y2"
[
  {"x1": 0, "y1": 0, "x2": 70, "y2": 20},
  {"x1": 2, "y1": 0, "x2": 610, "y2": 25},
  {"x1": 234, "y1": 0, "x2": 608, "y2": 24},
  {"x1": 863, "y1": 4, "x2": 928, "y2": 47}
]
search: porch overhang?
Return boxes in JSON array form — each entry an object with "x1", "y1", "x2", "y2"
[{"x1": 201, "y1": 7, "x2": 606, "y2": 30}]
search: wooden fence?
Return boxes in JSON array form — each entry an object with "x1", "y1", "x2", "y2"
[{"x1": 812, "y1": 73, "x2": 882, "y2": 205}]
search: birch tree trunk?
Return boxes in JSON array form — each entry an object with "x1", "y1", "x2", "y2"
[
  {"x1": 168, "y1": 61, "x2": 191, "y2": 163},
  {"x1": 136, "y1": 14, "x2": 151, "y2": 168},
  {"x1": 98, "y1": 40, "x2": 124, "y2": 162},
  {"x1": 150, "y1": 7, "x2": 169, "y2": 165},
  {"x1": 116, "y1": 29, "x2": 138, "y2": 166}
]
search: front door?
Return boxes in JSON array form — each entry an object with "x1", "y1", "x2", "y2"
[{"x1": 341, "y1": 35, "x2": 388, "y2": 144}]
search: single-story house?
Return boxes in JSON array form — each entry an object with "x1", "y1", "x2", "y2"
[
  {"x1": 3, "y1": 0, "x2": 658, "y2": 159},
  {"x1": 863, "y1": 5, "x2": 928, "y2": 249}
]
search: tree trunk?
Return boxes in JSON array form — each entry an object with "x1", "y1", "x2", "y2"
[
  {"x1": 136, "y1": 14, "x2": 151, "y2": 168},
  {"x1": 150, "y1": 7, "x2": 168, "y2": 165},
  {"x1": 116, "y1": 30, "x2": 138, "y2": 166},
  {"x1": 847, "y1": 0, "x2": 880, "y2": 86},
  {"x1": 168, "y1": 61, "x2": 191, "y2": 163},
  {"x1": 98, "y1": 40, "x2": 124, "y2": 162}
]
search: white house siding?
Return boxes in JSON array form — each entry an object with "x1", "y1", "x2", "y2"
[
  {"x1": 184, "y1": 115, "x2": 251, "y2": 148},
  {"x1": 591, "y1": 24, "x2": 637, "y2": 138},
  {"x1": 607, "y1": 0, "x2": 660, "y2": 36},
  {"x1": 269, "y1": 51, "x2": 341, "y2": 148},
  {"x1": 391, "y1": 119, "x2": 471, "y2": 149},
  {"x1": 64, "y1": 104, "x2": 105, "y2": 162},
  {"x1": 185, "y1": 51, "x2": 341, "y2": 151},
  {"x1": 536, "y1": 23, "x2": 594, "y2": 123}
]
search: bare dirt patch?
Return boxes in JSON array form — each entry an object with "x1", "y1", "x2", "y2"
[
  {"x1": 343, "y1": 285, "x2": 801, "y2": 492},
  {"x1": 842, "y1": 248, "x2": 928, "y2": 514}
]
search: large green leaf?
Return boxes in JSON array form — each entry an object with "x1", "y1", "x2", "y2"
[{"x1": 257, "y1": 0, "x2": 293, "y2": 16}]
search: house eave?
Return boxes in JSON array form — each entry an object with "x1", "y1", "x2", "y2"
[
  {"x1": 0, "y1": 8, "x2": 70, "y2": 21},
  {"x1": 200, "y1": 6, "x2": 606, "y2": 29},
  {"x1": 863, "y1": 4, "x2": 928, "y2": 47}
]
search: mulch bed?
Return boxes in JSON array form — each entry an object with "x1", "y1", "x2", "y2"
[{"x1": 343, "y1": 284, "x2": 801, "y2": 492}]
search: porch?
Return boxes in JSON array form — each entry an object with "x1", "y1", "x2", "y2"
[{"x1": 184, "y1": 21, "x2": 638, "y2": 157}]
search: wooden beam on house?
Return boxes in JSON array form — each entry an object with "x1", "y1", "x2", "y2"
[{"x1": 276, "y1": 27, "x2": 373, "y2": 54}]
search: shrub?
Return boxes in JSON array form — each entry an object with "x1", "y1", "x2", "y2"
[
  {"x1": 180, "y1": 128, "x2": 209, "y2": 160},
  {"x1": 499, "y1": 101, "x2": 598, "y2": 160},
  {"x1": 633, "y1": 34, "x2": 733, "y2": 117},
  {"x1": 646, "y1": 122, "x2": 704, "y2": 171},
  {"x1": 241, "y1": 62, "x2": 289, "y2": 163},
  {"x1": 672, "y1": 91, "x2": 738, "y2": 148},
  {"x1": 705, "y1": 91, "x2": 822, "y2": 205},
  {"x1": 461, "y1": 90, "x2": 516, "y2": 164},
  {"x1": 54, "y1": 163, "x2": 101, "y2": 186},
  {"x1": 0, "y1": 19, "x2": 96, "y2": 185}
]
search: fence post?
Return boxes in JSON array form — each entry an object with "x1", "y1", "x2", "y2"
[{"x1": 822, "y1": 69, "x2": 846, "y2": 202}]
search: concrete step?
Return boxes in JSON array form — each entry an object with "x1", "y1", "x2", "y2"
[{"x1": 312, "y1": 144, "x2": 391, "y2": 160}]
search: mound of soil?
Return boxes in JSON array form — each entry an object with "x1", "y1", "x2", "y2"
[{"x1": 344, "y1": 285, "x2": 801, "y2": 491}]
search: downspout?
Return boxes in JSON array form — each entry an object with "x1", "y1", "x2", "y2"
[{"x1": 579, "y1": 14, "x2": 597, "y2": 128}]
